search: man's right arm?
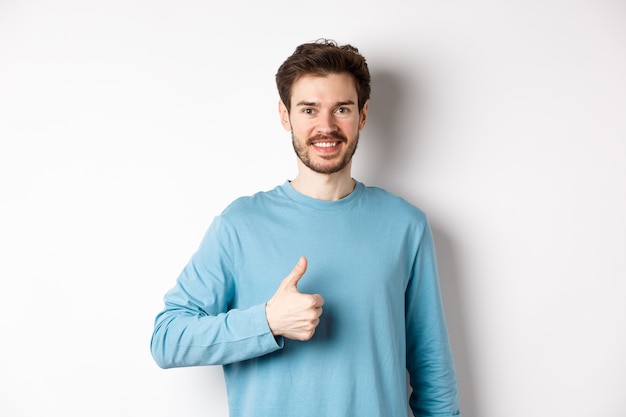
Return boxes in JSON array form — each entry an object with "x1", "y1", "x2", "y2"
[
  {"x1": 150, "y1": 217, "x2": 282, "y2": 368},
  {"x1": 151, "y1": 301, "x2": 281, "y2": 368},
  {"x1": 150, "y1": 218, "x2": 324, "y2": 368}
]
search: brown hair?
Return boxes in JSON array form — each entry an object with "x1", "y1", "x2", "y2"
[{"x1": 275, "y1": 39, "x2": 371, "y2": 112}]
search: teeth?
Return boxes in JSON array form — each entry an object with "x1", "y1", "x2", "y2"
[{"x1": 314, "y1": 142, "x2": 337, "y2": 148}]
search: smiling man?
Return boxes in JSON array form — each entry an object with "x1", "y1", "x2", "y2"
[{"x1": 151, "y1": 39, "x2": 461, "y2": 417}]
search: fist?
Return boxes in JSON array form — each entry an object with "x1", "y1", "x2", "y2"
[{"x1": 265, "y1": 256, "x2": 324, "y2": 341}]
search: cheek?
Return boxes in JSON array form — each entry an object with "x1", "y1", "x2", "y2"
[
  {"x1": 291, "y1": 120, "x2": 315, "y2": 134},
  {"x1": 337, "y1": 120, "x2": 360, "y2": 134}
]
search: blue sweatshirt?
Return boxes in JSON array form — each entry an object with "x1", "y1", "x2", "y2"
[{"x1": 151, "y1": 181, "x2": 460, "y2": 417}]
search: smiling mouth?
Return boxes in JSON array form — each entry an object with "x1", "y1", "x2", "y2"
[
  {"x1": 313, "y1": 141, "x2": 340, "y2": 148},
  {"x1": 308, "y1": 131, "x2": 348, "y2": 145}
]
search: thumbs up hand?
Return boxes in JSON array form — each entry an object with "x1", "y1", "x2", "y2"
[{"x1": 265, "y1": 256, "x2": 325, "y2": 341}]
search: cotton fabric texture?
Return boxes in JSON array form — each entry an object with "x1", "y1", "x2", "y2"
[{"x1": 151, "y1": 181, "x2": 460, "y2": 417}]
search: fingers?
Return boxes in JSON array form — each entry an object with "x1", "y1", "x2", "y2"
[
  {"x1": 312, "y1": 294, "x2": 325, "y2": 308},
  {"x1": 289, "y1": 305, "x2": 323, "y2": 341}
]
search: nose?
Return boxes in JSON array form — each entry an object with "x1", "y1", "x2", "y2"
[{"x1": 316, "y1": 110, "x2": 337, "y2": 134}]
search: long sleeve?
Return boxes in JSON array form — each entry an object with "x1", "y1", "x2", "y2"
[
  {"x1": 150, "y1": 216, "x2": 282, "y2": 368},
  {"x1": 405, "y1": 221, "x2": 461, "y2": 417}
]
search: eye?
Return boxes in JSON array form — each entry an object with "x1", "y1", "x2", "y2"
[
  {"x1": 303, "y1": 108, "x2": 315, "y2": 115},
  {"x1": 335, "y1": 107, "x2": 350, "y2": 114}
]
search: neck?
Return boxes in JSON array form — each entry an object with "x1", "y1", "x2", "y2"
[{"x1": 290, "y1": 162, "x2": 355, "y2": 201}]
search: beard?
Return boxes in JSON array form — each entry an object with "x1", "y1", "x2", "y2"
[{"x1": 291, "y1": 131, "x2": 360, "y2": 175}]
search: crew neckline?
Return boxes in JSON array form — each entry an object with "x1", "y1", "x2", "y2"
[{"x1": 280, "y1": 180, "x2": 364, "y2": 210}]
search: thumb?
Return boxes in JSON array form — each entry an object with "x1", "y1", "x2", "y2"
[{"x1": 283, "y1": 256, "x2": 307, "y2": 289}]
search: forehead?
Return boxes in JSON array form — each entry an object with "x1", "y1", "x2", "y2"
[{"x1": 290, "y1": 73, "x2": 358, "y2": 104}]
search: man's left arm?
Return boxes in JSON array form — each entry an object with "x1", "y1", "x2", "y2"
[{"x1": 405, "y1": 221, "x2": 461, "y2": 417}]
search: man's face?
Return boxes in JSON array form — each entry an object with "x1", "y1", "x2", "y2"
[{"x1": 279, "y1": 73, "x2": 368, "y2": 175}]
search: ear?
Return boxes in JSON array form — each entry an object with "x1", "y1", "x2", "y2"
[
  {"x1": 278, "y1": 100, "x2": 291, "y2": 131},
  {"x1": 358, "y1": 100, "x2": 369, "y2": 130}
]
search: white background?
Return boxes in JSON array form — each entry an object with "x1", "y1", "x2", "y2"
[{"x1": 1, "y1": 1, "x2": 625, "y2": 416}]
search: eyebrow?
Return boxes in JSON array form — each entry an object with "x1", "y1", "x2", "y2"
[{"x1": 295, "y1": 100, "x2": 356, "y2": 107}]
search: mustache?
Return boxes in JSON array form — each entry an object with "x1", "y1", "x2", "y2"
[{"x1": 307, "y1": 132, "x2": 348, "y2": 144}]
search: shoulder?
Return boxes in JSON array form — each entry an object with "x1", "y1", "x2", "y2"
[
  {"x1": 360, "y1": 184, "x2": 427, "y2": 222},
  {"x1": 220, "y1": 184, "x2": 285, "y2": 219}
]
